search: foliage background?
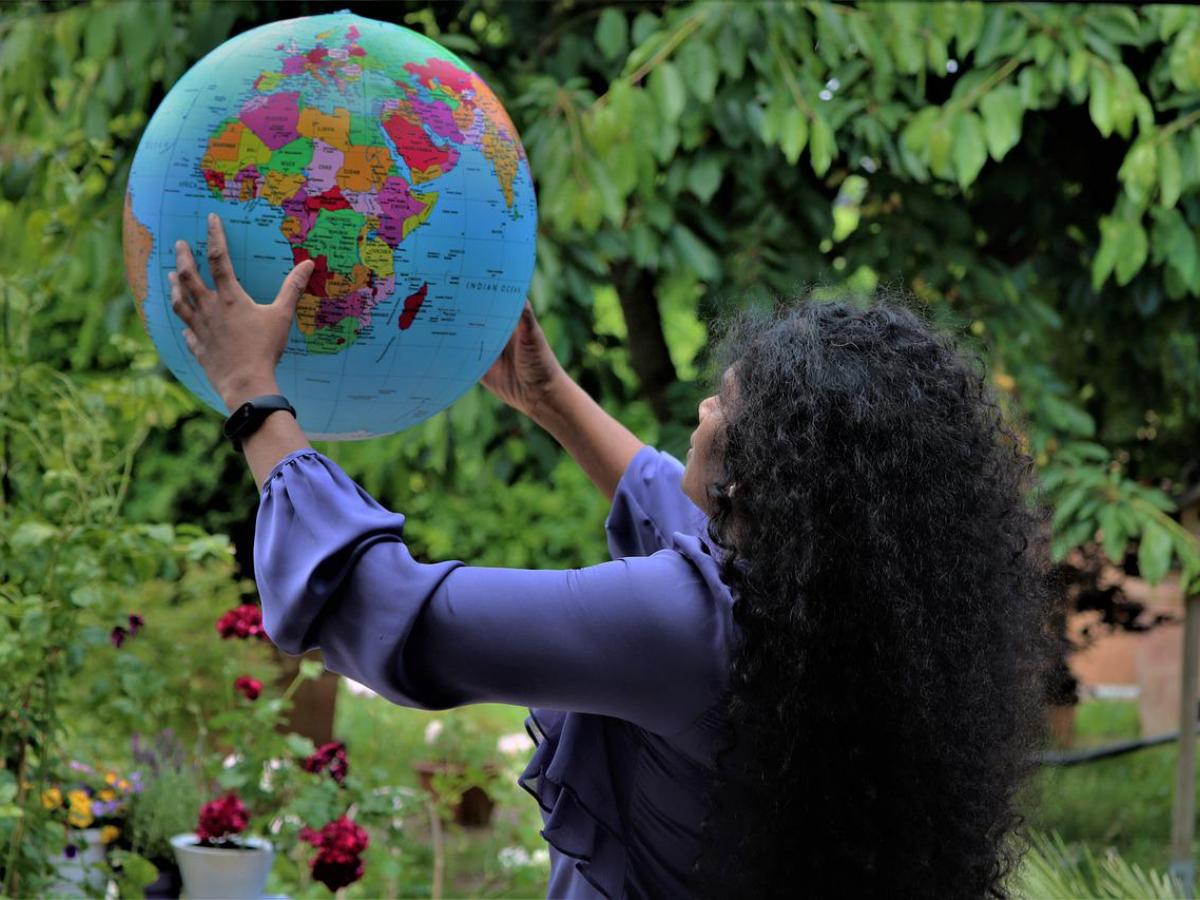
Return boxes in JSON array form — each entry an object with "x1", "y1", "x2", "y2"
[{"x1": 3, "y1": 0, "x2": 1200, "y2": 894}]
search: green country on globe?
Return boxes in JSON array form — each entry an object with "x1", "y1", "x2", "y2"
[{"x1": 123, "y1": 10, "x2": 537, "y2": 439}]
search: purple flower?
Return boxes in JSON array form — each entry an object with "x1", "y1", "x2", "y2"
[
  {"x1": 64, "y1": 844, "x2": 78, "y2": 859},
  {"x1": 69, "y1": 761, "x2": 93, "y2": 774},
  {"x1": 128, "y1": 613, "x2": 145, "y2": 635},
  {"x1": 110, "y1": 625, "x2": 128, "y2": 648}
]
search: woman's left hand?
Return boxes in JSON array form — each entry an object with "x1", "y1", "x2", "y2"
[{"x1": 171, "y1": 213, "x2": 315, "y2": 410}]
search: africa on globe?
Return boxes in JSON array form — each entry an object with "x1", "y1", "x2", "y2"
[{"x1": 122, "y1": 10, "x2": 537, "y2": 439}]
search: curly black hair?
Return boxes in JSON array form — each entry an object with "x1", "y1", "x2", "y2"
[{"x1": 688, "y1": 287, "x2": 1055, "y2": 898}]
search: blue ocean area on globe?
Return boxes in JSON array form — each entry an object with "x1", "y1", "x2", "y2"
[{"x1": 123, "y1": 10, "x2": 537, "y2": 439}]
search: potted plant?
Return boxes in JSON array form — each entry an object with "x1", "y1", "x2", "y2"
[
  {"x1": 42, "y1": 759, "x2": 142, "y2": 896},
  {"x1": 171, "y1": 791, "x2": 275, "y2": 899},
  {"x1": 413, "y1": 714, "x2": 510, "y2": 828},
  {"x1": 169, "y1": 641, "x2": 398, "y2": 897}
]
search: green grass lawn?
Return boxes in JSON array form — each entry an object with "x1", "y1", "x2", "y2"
[
  {"x1": 327, "y1": 688, "x2": 549, "y2": 899},
  {"x1": 316, "y1": 690, "x2": 1190, "y2": 897},
  {"x1": 1027, "y1": 699, "x2": 1193, "y2": 876}
]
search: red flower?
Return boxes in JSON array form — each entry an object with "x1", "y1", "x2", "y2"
[
  {"x1": 234, "y1": 676, "x2": 263, "y2": 701},
  {"x1": 196, "y1": 793, "x2": 248, "y2": 843},
  {"x1": 302, "y1": 741, "x2": 349, "y2": 785},
  {"x1": 300, "y1": 815, "x2": 369, "y2": 891},
  {"x1": 216, "y1": 604, "x2": 266, "y2": 641},
  {"x1": 128, "y1": 613, "x2": 145, "y2": 635},
  {"x1": 110, "y1": 626, "x2": 128, "y2": 648}
]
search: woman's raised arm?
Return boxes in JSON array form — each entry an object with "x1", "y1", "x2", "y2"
[
  {"x1": 254, "y1": 449, "x2": 730, "y2": 736},
  {"x1": 481, "y1": 300, "x2": 644, "y2": 502}
]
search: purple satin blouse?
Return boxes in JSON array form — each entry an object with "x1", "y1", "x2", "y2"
[{"x1": 254, "y1": 444, "x2": 738, "y2": 898}]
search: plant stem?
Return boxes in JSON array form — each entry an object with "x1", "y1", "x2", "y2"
[
  {"x1": 945, "y1": 57, "x2": 1023, "y2": 117},
  {"x1": 2, "y1": 690, "x2": 31, "y2": 898},
  {"x1": 429, "y1": 795, "x2": 444, "y2": 900}
]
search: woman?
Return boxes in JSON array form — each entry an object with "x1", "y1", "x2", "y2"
[{"x1": 171, "y1": 215, "x2": 1052, "y2": 898}]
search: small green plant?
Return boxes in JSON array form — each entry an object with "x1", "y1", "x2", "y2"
[
  {"x1": 1010, "y1": 830, "x2": 1184, "y2": 899},
  {"x1": 126, "y1": 731, "x2": 202, "y2": 863}
]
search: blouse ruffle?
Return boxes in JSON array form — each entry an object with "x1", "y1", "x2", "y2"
[{"x1": 514, "y1": 445, "x2": 737, "y2": 899}]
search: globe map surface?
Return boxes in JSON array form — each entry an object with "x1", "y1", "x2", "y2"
[{"x1": 123, "y1": 11, "x2": 537, "y2": 439}]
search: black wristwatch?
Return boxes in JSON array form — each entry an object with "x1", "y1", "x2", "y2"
[{"x1": 223, "y1": 394, "x2": 297, "y2": 450}]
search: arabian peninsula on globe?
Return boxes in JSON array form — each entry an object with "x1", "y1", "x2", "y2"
[{"x1": 122, "y1": 11, "x2": 537, "y2": 439}]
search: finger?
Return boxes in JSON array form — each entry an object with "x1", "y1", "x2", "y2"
[
  {"x1": 169, "y1": 273, "x2": 196, "y2": 326},
  {"x1": 273, "y1": 259, "x2": 315, "y2": 317},
  {"x1": 206, "y1": 213, "x2": 239, "y2": 293},
  {"x1": 175, "y1": 240, "x2": 215, "y2": 304},
  {"x1": 182, "y1": 327, "x2": 201, "y2": 359}
]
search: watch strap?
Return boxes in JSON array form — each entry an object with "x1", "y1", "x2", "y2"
[{"x1": 223, "y1": 394, "x2": 296, "y2": 450}]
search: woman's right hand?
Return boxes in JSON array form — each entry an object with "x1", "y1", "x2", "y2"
[{"x1": 481, "y1": 299, "x2": 569, "y2": 422}]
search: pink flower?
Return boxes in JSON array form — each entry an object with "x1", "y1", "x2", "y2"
[
  {"x1": 300, "y1": 815, "x2": 369, "y2": 891},
  {"x1": 215, "y1": 604, "x2": 266, "y2": 641},
  {"x1": 196, "y1": 793, "x2": 248, "y2": 843},
  {"x1": 234, "y1": 676, "x2": 262, "y2": 701},
  {"x1": 302, "y1": 741, "x2": 349, "y2": 786}
]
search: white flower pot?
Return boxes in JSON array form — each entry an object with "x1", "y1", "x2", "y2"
[
  {"x1": 170, "y1": 833, "x2": 274, "y2": 899},
  {"x1": 49, "y1": 827, "x2": 108, "y2": 897}
]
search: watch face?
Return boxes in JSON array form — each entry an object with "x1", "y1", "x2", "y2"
[{"x1": 226, "y1": 404, "x2": 254, "y2": 437}]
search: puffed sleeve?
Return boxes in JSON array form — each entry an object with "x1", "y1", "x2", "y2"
[
  {"x1": 604, "y1": 444, "x2": 708, "y2": 559},
  {"x1": 253, "y1": 449, "x2": 728, "y2": 737}
]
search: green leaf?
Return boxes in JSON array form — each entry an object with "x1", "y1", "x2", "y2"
[
  {"x1": 1117, "y1": 138, "x2": 1157, "y2": 207},
  {"x1": 1092, "y1": 215, "x2": 1120, "y2": 290},
  {"x1": 979, "y1": 84, "x2": 1024, "y2": 162},
  {"x1": 809, "y1": 114, "x2": 835, "y2": 176},
  {"x1": 677, "y1": 39, "x2": 718, "y2": 104},
  {"x1": 109, "y1": 850, "x2": 159, "y2": 890},
  {"x1": 686, "y1": 155, "x2": 723, "y2": 202},
  {"x1": 1067, "y1": 49, "x2": 1089, "y2": 88},
  {"x1": 12, "y1": 521, "x2": 57, "y2": 550},
  {"x1": 595, "y1": 8, "x2": 628, "y2": 62},
  {"x1": 1152, "y1": 207, "x2": 1199, "y2": 285},
  {"x1": 1138, "y1": 520, "x2": 1174, "y2": 584},
  {"x1": 952, "y1": 111, "x2": 988, "y2": 188},
  {"x1": 670, "y1": 225, "x2": 720, "y2": 280},
  {"x1": 928, "y1": 112, "x2": 955, "y2": 180},
  {"x1": 1108, "y1": 64, "x2": 1141, "y2": 140},
  {"x1": 286, "y1": 733, "x2": 317, "y2": 757},
  {"x1": 832, "y1": 174, "x2": 868, "y2": 242},
  {"x1": 650, "y1": 61, "x2": 687, "y2": 122},
  {"x1": 955, "y1": 2, "x2": 986, "y2": 56},
  {"x1": 1114, "y1": 217, "x2": 1148, "y2": 285},
  {"x1": 1158, "y1": 135, "x2": 1182, "y2": 208},
  {"x1": 780, "y1": 106, "x2": 808, "y2": 165},
  {"x1": 1042, "y1": 394, "x2": 1096, "y2": 438},
  {"x1": 900, "y1": 106, "x2": 940, "y2": 158},
  {"x1": 1099, "y1": 504, "x2": 1127, "y2": 563},
  {"x1": 1088, "y1": 66, "x2": 1114, "y2": 137},
  {"x1": 715, "y1": 22, "x2": 746, "y2": 80},
  {"x1": 1169, "y1": 25, "x2": 1200, "y2": 91},
  {"x1": 1052, "y1": 485, "x2": 1091, "y2": 531}
]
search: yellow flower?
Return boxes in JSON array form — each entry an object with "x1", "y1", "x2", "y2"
[
  {"x1": 100, "y1": 825, "x2": 120, "y2": 844},
  {"x1": 98, "y1": 789, "x2": 116, "y2": 802},
  {"x1": 67, "y1": 809, "x2": 94, "y2": 829},
  {"x1": 41, "y1": 787, "x2": 63, "y2": 810},
  {"x1": 117, "y1": 779, "x2": 130, "y2": 792},
  {"x1": 67, "y1": 790, "x2": 91, "y2": 812},
  {"x1": 104, "y1": 772, "x2": 118, "y2": 786}
]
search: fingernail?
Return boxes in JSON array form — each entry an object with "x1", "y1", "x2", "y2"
[
  {"x1": 208, "y1": 213, "x2": 217, "y2": 224},
  {"x1": 175, "y1": 239, "x2": 185, "y2": 250}
]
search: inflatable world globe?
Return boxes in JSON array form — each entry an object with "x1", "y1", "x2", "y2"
[{"x1": 123, "y1": 11, "x2": 536, "y2": 439}]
